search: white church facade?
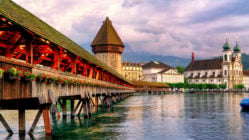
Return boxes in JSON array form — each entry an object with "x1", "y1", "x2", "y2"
[{"x1": 184, "y1": 40, "x2": 249, "y2": 89}]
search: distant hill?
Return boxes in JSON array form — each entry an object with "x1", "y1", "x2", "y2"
[
  {"x1": 122, "y1": 52, "x2": 191, "y2": 67},
  {"x1": 123, "y1": 52, "x2": 249, "y2": 70},
  {"x1": 242, "y1": 53, "x2": 249, "y2": 70}
]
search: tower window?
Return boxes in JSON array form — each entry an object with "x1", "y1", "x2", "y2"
[
  {"x1": 224, "y1": 54, "x2": 227, "y2": 61},
  {"x1": 224, "y1": 70, "x2": 227, "y2": 75}
]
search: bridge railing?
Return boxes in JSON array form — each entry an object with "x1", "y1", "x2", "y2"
[{"x1": 0, "y1": 58, "x2": 133, "y2": 103}]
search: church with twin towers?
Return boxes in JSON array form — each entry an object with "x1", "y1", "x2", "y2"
[{"x1": 184, "y1": 39, "x2": 249, "y2": 89}]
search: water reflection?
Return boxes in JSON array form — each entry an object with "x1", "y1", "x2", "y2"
[{"x1": 1, "y1": 93, "x2": 249, "y2": 140}]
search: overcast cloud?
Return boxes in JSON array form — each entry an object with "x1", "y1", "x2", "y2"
[{"x1": 13, "y1": 0, "x2": 249, "y2": 58}]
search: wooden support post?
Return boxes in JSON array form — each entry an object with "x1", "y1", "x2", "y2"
[
  {"x1": 52, "y1": 46, "x2": 60, "y2": 70},
  {"x1": 86, "y1": 99, "x2": 91, "y2": 117},
  {"x1": 82, "y1": 100, "x2": 89, "y2": 119},
  {"x1": 89, "y1": 67, "x2": 93, "y2": 78},
  {"x1": 101, "y1": 96, "x2": 106, "y2": 108},
  {"x1": 62, "y1": 99, "x2": 67, "y2": 118},
  {"x1": 71, "y1": 99, "x2": 75, "y2": 118},
  {"x1": 18, "y1": 108, "x2": 25, "y2": 135},
  {"x1": 74, "y1": 100, "x2": 81, "y2": 115},
  {"x1": 106, "y1": 96, "x2": 112, "y2": 109},
  {"x1": 78, "y1": 100, "x2": 84, "y2": 116},
  {"x1": 28, "y1": 108, "x2": 42, "y2": 135},
  {"x1": 0, "y1": 114, "x2": 13, "y2": 134},
  {"x1": 71, "y1": 55, "x2": 76, "y2": 74},
  {"x1": 95, "y1": 96, "x2": 98, "y2": 110},
  {"x1": 43, "y1": 106, "x2": 52, "y2": 135}
]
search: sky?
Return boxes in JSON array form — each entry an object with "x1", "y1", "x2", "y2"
[{"x1": 13, "y1": 0, "x2": 249, "y2": 58}]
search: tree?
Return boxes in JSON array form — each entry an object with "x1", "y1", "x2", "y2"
[
  {"x1": 219, "y1": 84, "x2": 226, "y2": 89},
  {"x1": 176, "y1": 66, "x2": 185, "y2": 74},
  {"x1": 237, "y1": 84, "x2": 245, "y2": 89}
]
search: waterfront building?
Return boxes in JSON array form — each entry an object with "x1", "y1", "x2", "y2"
[
  {"x1": 91, "y1": 17, "x2": 124, "y2": 74},
  {"x1": 243, "y1": 70, "x2": 249, "y2": 89},
  {"x1": 122, "y1": 62, "x2": 144, "y2": 81},
  {"x1": 142, "y1": 61, "x2": 184, "y2": 83},
  {"x1": 184, "y1": 40, "x2": 246, "y2": 89}
]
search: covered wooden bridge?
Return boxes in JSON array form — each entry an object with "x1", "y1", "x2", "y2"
[{"x1": 0, "y1": 0, "x2": 135, "y2": 135}]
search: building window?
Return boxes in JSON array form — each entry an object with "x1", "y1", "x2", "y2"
[
  {"x1": 224, "y1": 70, "x2": 227, "y2": 76},
  {"x1": 224, "y1": 54, "x2": 227, "y2": 61}
]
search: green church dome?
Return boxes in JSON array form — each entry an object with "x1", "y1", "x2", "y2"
[
  {"x1": 233, "y1": 41, "x2": 241, "y2": 53},
  {"x1": 223, "y1": 39, "x2": 231, "y2": 51}
]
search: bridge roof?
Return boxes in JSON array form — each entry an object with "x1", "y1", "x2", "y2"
[{"x1": 0, "y1": 0, "x2": 131, "y2": 84}]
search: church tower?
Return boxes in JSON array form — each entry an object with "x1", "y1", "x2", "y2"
[
  {"x1": 91, "y1": 17, "x2": 124, "y2": 74},
  {"x1": 232, "y1": 41, "x2": 243, "y2": 86},
  {"x1": 222, "y1": 39, "x2": 232, "y2": 88}
]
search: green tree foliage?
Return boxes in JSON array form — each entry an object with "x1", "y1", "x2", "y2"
[
  {"x1": 219, "y1": 84, "x2": 226, "y2": 89},
  {"x1": 176, "y1": 66, "x2": 185, "y2": 74},
  {"x1": 234, "y1": 84, "x2": 245, "y2": 89},
  {"x1": 168, "y1": 82, "x2": 219, "y2": 90}
]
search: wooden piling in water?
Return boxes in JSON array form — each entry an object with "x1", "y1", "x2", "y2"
[
  {"x1": 95, "y1": 96, "x2": 98, "y2": 110},
  {"x1": 43, "y1": 106, "x2": 52, "y2": 135},
  {"x1": 71, "y1": 99, "x2": 75, "y2": 118},
  {"x1": 18, "y1": 108, "x2": 25, "y2": 135}
]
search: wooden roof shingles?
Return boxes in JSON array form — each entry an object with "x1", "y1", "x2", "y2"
[
  {"x1": 0, "y1": 0, "x2": 131, "y2": 84},
  {"x1": 91, "y1": 17, "x2": 124, "y2": 47},
  {"x1": 185, "y1": 58, "x2": 223, "y2": 71}
]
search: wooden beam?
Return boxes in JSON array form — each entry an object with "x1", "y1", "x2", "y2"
[
  {"x1": 0, "y1": 113, "x2": 13, "y2": 134},
  {"x1": 89, "y1": 67, "x2": 93, "y2": 78},
  {"x1": 73, "y1": 100, "x2": 81, "y2": 115},
  {"x1": 0, "y1": 26, "x2": 14, "y2": 31},
  {"x1": 28, "y1": 108, "x2": 42, "y2": 135},
  {"x1": 51, "y1": 45, "x2": 60, "y2": 70},
  {"x1": 70, "y1": 99, "x2": 74, "y2": 118},
  {"x1": 95, "y1": 96, "x2": 98, "y2": 111},
  {"x1": 71, "y1": 55, "x2": 76, "y2": 74},
  {"x1": 43, "y1": 106, "x2": 52, "y2": 135},
  {"x1": 62, "y1": 99, "x2": 67, "y2": 118},
  {"x1": 96, "y1": 69, "x2": 99, "y2": 80},
  {"x1": 77, "y1": 100, "x2": 84, "y2": 116},
  {"x1": 18, "y1": 108, "x2": 25, "y2": 135},
  {"x1": 25, "y1": 38, "x2": 32, "y2": 63}
]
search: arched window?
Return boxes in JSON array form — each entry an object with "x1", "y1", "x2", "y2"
[{"x1": 224, "y1": 54, "x2": 227, "y2": 61}]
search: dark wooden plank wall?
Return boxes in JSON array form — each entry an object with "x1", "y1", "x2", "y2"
[{"x1": 0, "y1": 58, "x2": 32, "y2": 100}]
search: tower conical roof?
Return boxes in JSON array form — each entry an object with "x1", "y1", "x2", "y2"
[
  {"x1": 91, "y1": 17, "x2": 124, "y2": 47},
  {"x1": 233, "y1": 41, "x2": 241, "y2": 53},
  {"x1": 223, "y1": 39, "x2": 231, "y2": 51}
]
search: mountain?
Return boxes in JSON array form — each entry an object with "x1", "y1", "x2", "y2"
[
  {"x1": 122, "y1": 52, "x2": 249, "y2": 69},
  {"x1": 122, "y1": 52, "x2": 191, "y2": 67},
  {"x1": 242, "y1": 53, "x2": 249, "y2": 70}
]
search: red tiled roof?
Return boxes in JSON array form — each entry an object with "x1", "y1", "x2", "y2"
[
  {"x1": 185, "y1": 58, "x2": 223, "y2": 71},
  {"x1": 243, "y1": 70, "x2": 249, "y2": 76}
]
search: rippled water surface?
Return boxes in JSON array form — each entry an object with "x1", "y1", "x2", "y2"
[{"x1": 1, "y1": 93, "x2": 249, "y2": 140}]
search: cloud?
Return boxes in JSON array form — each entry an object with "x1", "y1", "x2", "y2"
[{"x1": 12, "y1": 0, "x2": 249, "y2": 58}]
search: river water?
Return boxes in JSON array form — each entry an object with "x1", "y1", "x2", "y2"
[{"x1": 1, "y1": 93, "x2": 249, "y2": 140}]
